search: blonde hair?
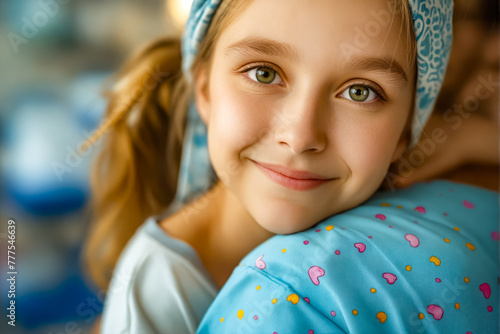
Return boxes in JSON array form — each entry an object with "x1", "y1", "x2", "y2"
[
  {"x1": 391, "y1": 0, "x2": 418, "y2": 145},
  {"x1": 82, "y1": 0, "x2": 252, "y2": 290},
  {"x1": 391, "y1": 0, "x2": 417, "y2": 67},
  {"x1": 82, "y1": 0, "x2": 415, "y2": 290}
]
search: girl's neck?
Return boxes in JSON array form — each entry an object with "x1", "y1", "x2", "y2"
[{"x1": 160, "y1": 182, "x2": 274, "y2": 288}]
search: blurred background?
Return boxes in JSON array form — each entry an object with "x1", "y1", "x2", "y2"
[
  {"x1": 0, "y1": 0, "x2": 191, "y2": 333},
  {"x1": 0, "y1": 0, "x2": 497, "y2": 333}
]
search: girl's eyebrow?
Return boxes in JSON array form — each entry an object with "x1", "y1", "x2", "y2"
[
  {"x1": 342, "y1": 56, "x2": 409, "y2": 85},
  {"x1": 224, "y1": 36, "x2": 299, "y2": 62},
  {"x1": 224, "y1": 36, "x2": 408, "y2": 85}
]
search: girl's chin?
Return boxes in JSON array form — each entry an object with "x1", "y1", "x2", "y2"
[
  {"x1": 240, "y1": 189, "x2": 342, "y2": 234},
  {"x1": 252, "y1": 209, "x2": 324, "y2": 235}
]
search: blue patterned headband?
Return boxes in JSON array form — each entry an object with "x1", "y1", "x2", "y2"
[{"x1": 170, "y1": 0, "x2": 453, "y2": 208}]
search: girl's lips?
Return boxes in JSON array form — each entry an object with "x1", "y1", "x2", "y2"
[{"x1": 252, "y1": 160, "x2": 335, "y2": 191}]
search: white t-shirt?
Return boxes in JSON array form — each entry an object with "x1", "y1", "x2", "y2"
[{"x1": 101, "y1": 217, "x2": 218, "y2": 334}]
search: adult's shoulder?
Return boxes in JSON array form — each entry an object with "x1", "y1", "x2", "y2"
[{"x1": 199, "y1": 181, "x2": 499, "y2": 333}]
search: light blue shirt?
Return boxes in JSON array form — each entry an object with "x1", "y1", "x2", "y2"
[{"x1": 198, "y1": 181, "x2": 499, "y2": 333}]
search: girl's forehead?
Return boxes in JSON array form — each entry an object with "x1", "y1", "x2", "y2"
[{"x1": 217, "y1": 0, "x2": 412, "y2": 70}]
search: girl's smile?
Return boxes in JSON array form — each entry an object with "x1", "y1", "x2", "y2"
[
  {"x1": 196, "y1": 0, "x2": 416, "y2": 234},
  {"x1": 251, "y1": 159, "x2": 337, "y2": 191}
]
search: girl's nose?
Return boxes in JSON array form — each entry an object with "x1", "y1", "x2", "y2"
[{"x1": 274, "y1": 91, "x2": 328, "y2": 155}]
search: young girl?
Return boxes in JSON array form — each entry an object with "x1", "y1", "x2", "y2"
[{"x1": 81, "y1": 0, "x2": 495, "y2": 332}]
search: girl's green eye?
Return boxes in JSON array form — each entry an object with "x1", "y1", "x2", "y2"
[
  {"x1": 256, "y1": 67, "x2": 276, "y2": 84},
  {"x1": 349, "y1": 85, "x2": 369, "y2": 102},
  {"x1": 341, "y1": 84, "x2": 378, "y2": 103},
  {"x1": 247, "y1": 66, "x2": 283, "y2": 85}
]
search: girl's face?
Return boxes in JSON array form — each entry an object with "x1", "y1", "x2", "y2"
[{"x1": 196, "y1": 0, "x2": 416, "y2": 234}]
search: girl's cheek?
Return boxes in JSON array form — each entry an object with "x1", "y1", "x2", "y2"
[
  {"x1": 339, "y1": 119, "x2": 401, "y2": 174},
  {"x1": 212, "y1": 89, "x2": 270, "y2": 148}
]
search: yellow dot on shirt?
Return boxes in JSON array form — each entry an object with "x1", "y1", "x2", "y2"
[
  {"x1": 370, "y1": 288, "x2": 377, "y2": 293},
  {"x1": 256, "y1": 286, "x2": 261, "y2": 290},
  {"x1": 220, "y1": 317, "x2": 224, "y2": 323},
  {"x1": 454, "y1": 227, "x2": 460, "y2": 231},
  {"x1": 237, "y1": 310, "x2": 244, "y2": 320},
  {"x1": 352, "y1": 309, "x2": 358, "y2": 316},
  {"x1": 444, "y1": 238, "x2": 450, "y2": 243},
  {"x1": 418, "y1": 313, "x2": 425, "y2": 320},
  {"x1": 466, "y1": 243, "x2": 475, "y2": 251},
  {"x1": 272, "y1": 298, "x2": 277, "y2": 304},
  {"x1": 381, "y1": 203, "x2": 390, "y2": 207},
  {"x1": 406, "y1": 265, "x2": 412, "y2": 271},
  {"x1": 282, "y1": 249, "x2": 287, "y2": 253},
  {"x1": 455, "y1": 303, "x2": 460, "y2": 309},
  {"x1": 326, "y1": 225, "x2": 334, "y2": 231},
  {"x1": 397, "y1": 205, "x2": 403, "y2": 209},
  {"x1": 464, "y1": 277, "x2": 470, "y2": 283}
]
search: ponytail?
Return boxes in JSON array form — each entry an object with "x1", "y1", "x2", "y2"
[
  {"x1": 82, "y1": 38, "x2": 190, "y2": 290},
  {"x1": 83, "y1": 0, "x2": 253, "y2": 290}
]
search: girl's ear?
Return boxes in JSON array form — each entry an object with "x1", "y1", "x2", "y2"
[
  {"x1": 392, "y1": 108, "x2": 413, "y2": 162},
  {"x1": 195, "y1": 67, "x2": 211, "y2": 125},
  {"x1": 391, "y1": 133, "x2": 409, "y2": 162}
]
